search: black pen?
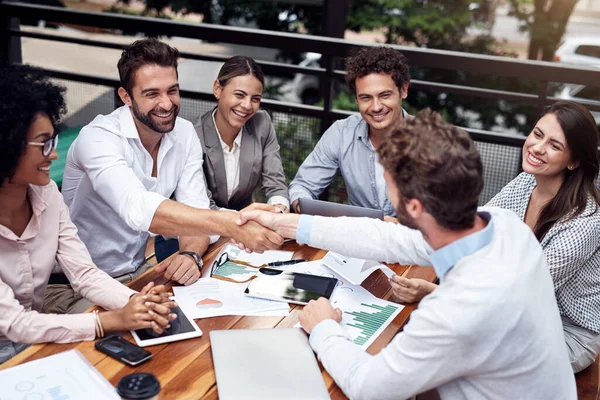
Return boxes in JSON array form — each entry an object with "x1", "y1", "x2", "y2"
[{"x1": 266, "y1": 259, "x2": 306, "y2": 267}]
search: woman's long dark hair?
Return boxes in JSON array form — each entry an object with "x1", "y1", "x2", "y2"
[{"x1": 534, "y1": 101, "x2": 600, "y2": 241}]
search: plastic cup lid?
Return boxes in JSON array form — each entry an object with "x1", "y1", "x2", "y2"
[{"x1": 116, "y1": 373, "x2": 161, "y2": 399}]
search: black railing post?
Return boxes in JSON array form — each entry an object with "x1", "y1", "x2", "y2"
[
  {"x1": 318, "y1": 54, "x2": 336, "y2": 202},
  {"x1": 537, "y1": 81, "x2": 548, "y2": 115},
  {"x1": 0, "y1": 16, "x2": 22, "y2": 65}
]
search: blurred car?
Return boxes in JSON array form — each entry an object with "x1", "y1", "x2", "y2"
[
  {"x1": 282, "y1": 53, "x2": 347, "y2": 105},
  {"x1": 557, "y1": 84, "x2": 600, "y2": 126},
  {"x1": 554, "y1": 38, "x2": 600, "y2": 67}
]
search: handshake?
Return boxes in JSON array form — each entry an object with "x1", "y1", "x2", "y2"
[{"x1": 229, "y1": 203, "x2": 301, "y2": 253}]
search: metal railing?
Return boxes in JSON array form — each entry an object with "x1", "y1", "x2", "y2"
[{"x1": 1, "y1": 1, "x2": 599, "y2": 202}]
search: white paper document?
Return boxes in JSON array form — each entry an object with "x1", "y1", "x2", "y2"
[
  {"x1": 330, "y1": 289, "x2": 403, "y2": 350},
  {"x1": 321, "y1": 251, "x2": 395, "y2": 285},
  {"x1": 219, "y1": 244, "x2": 293, "y2": 265},
  {"x1": 173, "y1": 277, "x2": 289, "y2": 319},
  {"x1": 288, "y1": 261, "x2": 403, "y2": 350},
  {"x1": 0, "y1": 349, "x2": 119, "y2": 400}
]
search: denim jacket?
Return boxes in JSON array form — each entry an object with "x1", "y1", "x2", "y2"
[{"x1": 289, "y1": 112, "x2": 407, "y2": 217}]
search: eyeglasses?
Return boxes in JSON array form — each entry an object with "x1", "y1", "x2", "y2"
[
  {"x1": 27, "y1": 134, "x2": 59, "y2": 157},
  {"x1": 210, "y1": 252, "x2": 307, "y2": 283}
]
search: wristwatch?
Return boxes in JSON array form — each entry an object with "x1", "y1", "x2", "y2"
[{"x1": 179, "y1": 251, "x2": 203, "y2": 268}]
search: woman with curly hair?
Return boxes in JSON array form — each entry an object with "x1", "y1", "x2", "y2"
[{"x1": 0, "y1": 65, "x2": 176, "y2": 364}]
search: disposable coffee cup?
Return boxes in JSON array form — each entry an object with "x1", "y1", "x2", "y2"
[{"x1": 117, "y1": 372, "x2": 161, "y2": 400}]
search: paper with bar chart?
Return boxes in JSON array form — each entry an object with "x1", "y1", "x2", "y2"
[
  {"x1": 0, "y1": 350, "x2": 118, "y2": 400},
  {"x1": 330, "y1": 289, "x2": 403, "y2": 350}
]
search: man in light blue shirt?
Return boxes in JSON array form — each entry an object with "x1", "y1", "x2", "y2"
[
  {"x1": 240, "y1": 110, "x2": 575, "y2": 399},
  {"x1": 289, "y1": 46, "x2": 411, "y2": 219}
]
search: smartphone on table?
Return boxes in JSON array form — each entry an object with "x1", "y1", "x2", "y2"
[{"x1": 95, "y1": 335, "x2": 153, "y2": 366}]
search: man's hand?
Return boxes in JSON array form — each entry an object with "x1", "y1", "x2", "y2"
[
  {"x1": 240, "y1": 203, "x2": 278, "y2": 213},
  {"x1": 384, "y1": 216, "x2": 399, "y2": 224},
  {"x1": 155, "y1": 254, "x2": 200, "y2": 285},
  {"x1": 231, "y1": 220, "x2": 284, "y2": 253},
  {"x1": 389, "y1": 275, "x2": 437, "y2": 303},
  {"x1": 298, "y1": 298, "x2": 343, "y2": 334},
  {"x1": 237, "y1": 210, "x2": 300, "y2": 239}
]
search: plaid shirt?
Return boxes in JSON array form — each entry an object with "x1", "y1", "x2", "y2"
[{"x1": 488, "y1": 173, "x2": 600, "y2": 332}]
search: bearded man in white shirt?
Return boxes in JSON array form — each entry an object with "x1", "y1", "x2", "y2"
[
  {"x1": 45, "y1": 38, "x2": 282, "y2": 314},
  {"x1": 239, "y1": 110, "x2": 576, "y2": 399}
]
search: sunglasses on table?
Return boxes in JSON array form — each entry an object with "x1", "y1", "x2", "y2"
[
  {"x1": 27, "y1": 134, "x2": 59, "y2": 157},
  {"x1": 210, "y1": 252, "x2": 306, "y2": 284}
]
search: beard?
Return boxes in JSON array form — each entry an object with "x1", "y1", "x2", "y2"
[
  {"x1": 393, "y1": 192, "x2": 419, "y2": 230},
  {"x1": 131, "y1": 99, "x2": 179, "y2": 134}
]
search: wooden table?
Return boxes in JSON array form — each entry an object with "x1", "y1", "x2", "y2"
[{"x1": 1, "y1": 239, "x2": 436, "y2": 399}]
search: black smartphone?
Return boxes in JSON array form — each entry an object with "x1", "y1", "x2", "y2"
[{"x1": 95, "y1": 335, "x2": 153, "y2": 366}]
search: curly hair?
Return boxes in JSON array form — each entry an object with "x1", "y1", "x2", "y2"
[
  {"x1": 0, "y1": 64, "x2": 66, "y2": 186},
  {"x1": 346, "y1": 46, "x2": 411, "y2": 95},
  {"x1": 378, "y1": 109, "x2": 483, "y2": 230}
]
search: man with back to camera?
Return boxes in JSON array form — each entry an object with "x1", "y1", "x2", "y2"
[
  {"x1": 45, "y1": 38, "x2": 283, "y2": 315},
  {"x1": 288, "y1": 46, "x2": 411, "y2": 221},
  {"x1": 241, "y1": 110, "x2": 576, "y2": 399}
]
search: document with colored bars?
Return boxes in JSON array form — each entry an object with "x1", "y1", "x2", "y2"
[{"x1": 288, "y1": 261, "x2": 404, "y2": 350}]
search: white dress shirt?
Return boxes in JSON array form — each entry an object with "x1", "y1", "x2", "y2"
[
  {"x1": 212, "y1": 110, "x2": 242, "y2": 201},
  {"x1": 297, "y1": 207, "x2": 576, "y2": 400},
  {"x1": 211, "y1": 110, "x2": 289, "y2": 209},
  {"x1": 62, "y1": 106, "x2": 216, "y2": 277}
]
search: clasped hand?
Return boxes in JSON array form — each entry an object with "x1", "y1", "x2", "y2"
[{"x1": 118, "y1": 281, "x2": 177, "y2": 334}]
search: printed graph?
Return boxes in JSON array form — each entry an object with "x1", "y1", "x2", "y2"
[
  {"x1": 213, "y1": 261, "x2": 257, "y2": 282},
  {"x1": 345, "y1": 303, "x2": 399, "y2": 346},
  {"x1": 331, "y1": 291, "x2": 403, "y2": 350},
  {"x1": 47, "y1": 386, "x2": 69, "y2": 400}
]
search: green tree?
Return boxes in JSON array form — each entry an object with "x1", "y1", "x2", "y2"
[{"x1": 508, "y1": 0, "x2": 579, "y2": 61}]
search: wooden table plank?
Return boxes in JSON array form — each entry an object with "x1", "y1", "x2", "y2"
[{"x1": 2, "y1": 240, "x2": 436, "y2": 400}]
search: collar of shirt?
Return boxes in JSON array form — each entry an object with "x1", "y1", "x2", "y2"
[
  {"x1": 212, "y1": 109, "x2": 242, "y2": 152},
  {"x1": 0, "y1": 185, "x2": 48, "y2": 241},
  {"x1": 357, "y1": 108, "x2": 408, "y2": 148},
  {"x1": 429, "y1": 211, "x2": 494, "y2": 278}
]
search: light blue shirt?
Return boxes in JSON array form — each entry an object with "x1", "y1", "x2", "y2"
[
  {"x1": 289, "y1": 112, "x2": 408, "y2": 217},
  {"x1": 430, "y1": 212, "x2": 494, "y2": 277},
  {"x1": 297, "y1": 211, "x2": 494, "y2": 279}
]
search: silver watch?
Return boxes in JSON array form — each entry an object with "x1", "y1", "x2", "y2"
[{"x1": 179, "y1": 251, "x2": 203, "y2": 268}]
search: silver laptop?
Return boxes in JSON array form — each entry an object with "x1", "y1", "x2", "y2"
[
  {"x1": 298, "y1": 198, "x2": 384, "y2": 220},
  {"x1": 210, "y1": 328, "x2": 330, "y2": 400}
]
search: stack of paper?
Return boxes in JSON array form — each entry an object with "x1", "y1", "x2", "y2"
[
  {"x1": 321, "y1": 251, "x2": 395, "y2": 285},
  {"x1": 173, "y1": 278, "x2": 289, "y2": 319},
  {"x1": 286, "y1": 261, "x2": 404, "y2": 350},
  {"x1": 0, "y1": 349, "x2": 119, "y2": 399}
]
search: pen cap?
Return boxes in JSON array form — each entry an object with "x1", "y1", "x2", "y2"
[{"x1": 117, "y1": 373, "x2": 161, "y2": 400}]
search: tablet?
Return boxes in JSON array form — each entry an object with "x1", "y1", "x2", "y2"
[
  {"x1": 244, "y1": 268, "x2": 337, "y2": 305},
  {"x1": 131, "y1": 306, "x2": 202, "y2": 347}
]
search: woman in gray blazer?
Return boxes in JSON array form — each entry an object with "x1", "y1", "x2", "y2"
[{"x1": 194, "y1": 56, "x2": 289, "y2": 211}]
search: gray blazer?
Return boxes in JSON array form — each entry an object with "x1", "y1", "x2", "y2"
[{"x1": 194, "y1": 109, "x2": 289, "y2": 211}]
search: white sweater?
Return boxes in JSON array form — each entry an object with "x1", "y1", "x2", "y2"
[{"x1": 303, "y1": 207, "x2": 576, "y2": 400}]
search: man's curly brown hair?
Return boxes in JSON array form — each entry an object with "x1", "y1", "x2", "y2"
[
  {"x1": 345, "y1": 46, "x2": 410, "y2": 95},
  {"x1": 377, "y1": 109, "x2": 483, "y2": 230}
]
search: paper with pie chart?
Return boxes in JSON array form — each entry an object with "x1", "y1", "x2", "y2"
[{"x1": 173, "y1": 278, "x2": 289, "y2": 319}]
